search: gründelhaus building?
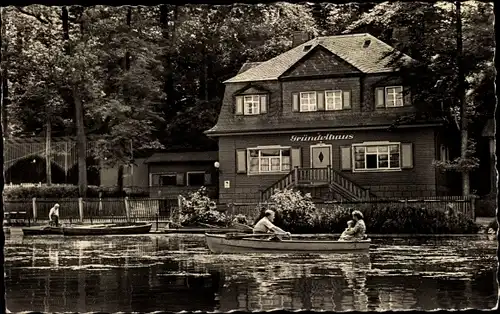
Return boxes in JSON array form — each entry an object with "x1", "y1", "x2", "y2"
[{"x1": 205, "y1": 33, "x2": 457, "y2": 204}]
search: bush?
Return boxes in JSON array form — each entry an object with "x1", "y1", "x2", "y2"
[
  {"x1": 179, "y1": 187, "x2": 230, "y2": 227},
  {"x1": 487, "y1": 219, "x2": 498, "y2": 231},
  {"x1": 254, "y1": 189, "x2": 481, "y2": 234},
  {"x1": 475, "y1": 194, "x2": 497, "y2": 217},
  {"x1": 3, "y1": 185, "x2": 149, "y2": 200},
  {"x1": 232, "y1": 214, "x2": 249, "y2": 226}
]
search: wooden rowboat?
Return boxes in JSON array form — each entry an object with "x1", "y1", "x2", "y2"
[
  {"x1": 62, "y1": 222, "x2": 152, "y2": 236},
  {"x1": 205, "y1": 233, "x2": 371, "y2": 253},
  {"x1": 22, "y1": 224, "x2": 117, "y2": 236},
  {"x1": 22, "y1": 226, "x2": 64, "y2": 236}
]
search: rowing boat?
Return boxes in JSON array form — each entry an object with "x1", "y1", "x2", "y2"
[
  {"x1": 205, "y1": 233, "x2": 371, "y2": 253},
  {"x1": 22, "y1": 226, "x2": 64, "y2": 236},
  {"x1": 62, "y1": 222, "x2": 152, "y2": 236}
]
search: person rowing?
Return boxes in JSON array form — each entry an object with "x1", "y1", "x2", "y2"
[{"x1": 253, "y1": 209, "x2": 291, "y2": 240}]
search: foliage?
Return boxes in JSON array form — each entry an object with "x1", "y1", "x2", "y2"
[
  {"x1": 179, "y1": 186, "x2": 230, "y2": 226},
  {"x1": 475, "y1": 194, "x2": 497, "y2": 217},
  {"x1": 2, "y1": 184, "x2": 147, "y2": 199},
  {"x1": 252, "y1": 189, "x2": 479, "y2": 234},
  {"x1": 486, "y1": 220, "x2": 497, "y2": 232},
  {"x1": 267, "y1": 188, "x2": 316, "y2": 233},
  {"x1": 232, "y1": 214, "x2": 249, "y2": 226}
]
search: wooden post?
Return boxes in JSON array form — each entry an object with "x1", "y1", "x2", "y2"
[
  {"x1": 294, "y1": 167, "x2": 298, "y2": 185},
  {"x1": 124, "y1": 197, "x2": 130, "y2": 222},
  {"x1": 177, "y1": 195, "x2": 182, "y2": 225},
  {"x1": 78, "y1": 198, "x2": 84, "y2": 223},
  {"x1": 32, "y1": 197, "x2": 37, "y2": 221},
  {"x1": 98, "y1": 192, "x2": 103, "y2": 213}
]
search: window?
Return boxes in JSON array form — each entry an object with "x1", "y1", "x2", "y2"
[
  {"x1": 244, "y1": 95, "x2": 260, "y2": 115},
  {"x1": 353, "y1": 143, "x2": 401, "y2": 171},
  {"x1": 187, "y1": 172, "x2": 206, "y2": 186},
  {"x1": 160, "y1": 174, "x2": 177, "y2": 186},
  {"x1": 248, "y1": 147, "x2": 291, "y2": 174},
  {"x1": 385, "y1": 86, "x2": 403, "y2": 107},
  {"x1": 300, "y1": 92, "x2": 317, "y2": 112},
  {"x1": 325, "y1": 90, "x2": 343, "y2": 110}
]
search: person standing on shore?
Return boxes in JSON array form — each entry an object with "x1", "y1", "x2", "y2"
[{"x1": 48, "y1": 204, "x2": 60, "y2": 227}]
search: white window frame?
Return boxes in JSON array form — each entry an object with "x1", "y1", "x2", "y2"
[
  {"x1": 325, "y1": 90, "x2": 343, "y2": 111},
  {"x1": 243, "y1": 95, "x2": 260, "y2": 115},
  {"x1": 247, "y1": 145, "x2": 292, "y2": 175},
  {"x1": 385, "y1": 86, "x2": 404, "y2": 107},
  {"x1": 186, "y1": 171, "x2": 206, "y2": 186},
  {"x1": 352, "y1": 142, "x2": 402, "y2": 172},
  {"x1": 299, "y1": 92, "x2": 317, "y2": 112}
]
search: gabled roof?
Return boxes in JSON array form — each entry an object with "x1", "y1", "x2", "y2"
[
  {"x1": 224, "y1": 33, "x2": 414, "y2": 83},
  {"x1": 144, "y1": 151, "x2": 218, "y2": 163},
  {"x1": 237, "y1": 62, "x2": 263, "y2": 74}
]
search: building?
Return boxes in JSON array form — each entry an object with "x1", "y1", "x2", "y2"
[
  {"x1": 205, "y1": 33, "x2": 455, "y2": 204},
  {"x1": 144, "y1": 151, "x2": 219, "y2": 199}
]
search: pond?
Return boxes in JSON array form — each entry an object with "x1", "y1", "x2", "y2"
[{"x1": 4, "y1": 233, "x2": 498, "y2": 312}]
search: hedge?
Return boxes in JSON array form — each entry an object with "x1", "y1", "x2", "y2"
[{"x1": 3, "y1": 185, "x2": 149, "y2": 200}]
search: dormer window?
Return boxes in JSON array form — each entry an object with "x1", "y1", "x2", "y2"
[
  {"x1": 244, "y1": 95, "x2": 260, "y2": 115},
  {"x1": 235, "y1": 93, "x2": 268, "y2": 116},
  {"x1": 375, "y1": 86, "x2": 405, "y2": 108}
]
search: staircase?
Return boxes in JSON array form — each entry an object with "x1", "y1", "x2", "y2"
[{"x1": 260, "y1": 167, "x2": 376, "y2": 202}]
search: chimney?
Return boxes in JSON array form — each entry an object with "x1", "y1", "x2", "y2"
[{"x1": 292, "y1": 31, "x2": 313, "y2": 48}]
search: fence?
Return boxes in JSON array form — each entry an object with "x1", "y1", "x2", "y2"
[
  {"x1": 3, "y1": 197, "x2": 181, "y2": 224},
  {"x1": 3, "y1": 195, "x2": 477, "y2": 225},
  {"x1": 223, "y1": 195, "x2": 477, "y2": 221}
]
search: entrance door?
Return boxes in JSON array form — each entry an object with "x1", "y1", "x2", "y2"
[{"x1": 310, "y1": 144, "x2": 332, "y2": 168}]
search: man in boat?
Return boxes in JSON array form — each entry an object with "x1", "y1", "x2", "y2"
[
  {"x1": 48, "y1": 203, "x2": 60, "y2": 227},
  {"x1": 253, "y1": 209, "x2": 291, "y2": 240},
  {"x1": 341, "y1": 210, "x2": 366, "y2": 240}
]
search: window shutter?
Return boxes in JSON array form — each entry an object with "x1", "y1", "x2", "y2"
[
  {"x1": 291, "y1": 147, "x2": 302, "y2": 168},
  {"x1": 236, "y1": 149, "x2": 247, "y2": 174},
  {"x1": 260, "y1": 94, "x2": 268, "y2": 113},
  {"x1": 235, "y1": 96, "x2": 244, "y2": 115},
  {"x1": 401, "y1": 143, "x2": 414, "y2": 169},
  {"x1": 292, "y1": 93, "x2": 299, "y2": 112},
  {"x1": 342, "y1": 90, "x2": 351, "y2": 109},
  {"x1": 176, "y1": 173, "x2": 185, "y2": 186},
  {"x1": 204, "y1": 173, "x2": 212, "y2": 185},
  {"x1": 340, "y1": 146, "x2": 352, "y2": 171},
  {"x1": 375, "y1": 87, "x2": 385, "y2": 108},
  {"x1": 403, "y1": 86, "x2": 411, "y2": 106},
  {"x1": 317, "y1": 91, "x2": 325, "y2": 111}
]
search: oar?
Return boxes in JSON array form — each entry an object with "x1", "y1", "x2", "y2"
[{"x1": 226, "y1": 233, "x2": 270, "y2": 239}]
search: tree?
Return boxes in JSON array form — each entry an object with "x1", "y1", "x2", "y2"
[{"x1": 345, "y1": 1, "x2": 494, "y2": 195}]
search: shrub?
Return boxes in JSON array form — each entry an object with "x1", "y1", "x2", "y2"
[
  {"x1": 254, "y1": 189, "x2": 480, "y2": 234},
  {"x1": 475, "y1": 194, "x2": 497, "y2": 217},
  {"x1": 3, "y1": 184, "x2": 149, "y2": 200},
  {"x1": 487, "y1": 219, "x2": 498, "y2": 232},
  {"x1": 232, "y1": 214, "x2": 249, "y2": 226},
  {"x1": 179, "y1": 186, "x2": 230, "y2": 227}
]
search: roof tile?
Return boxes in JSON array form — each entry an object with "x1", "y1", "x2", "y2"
[{"x1": 224, "y1": 33, "x2": 413, "y2": 83}]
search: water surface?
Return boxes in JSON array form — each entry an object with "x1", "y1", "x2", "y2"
[{"x1": 4, "y1": 233, "x2": 498, "y2": 312}]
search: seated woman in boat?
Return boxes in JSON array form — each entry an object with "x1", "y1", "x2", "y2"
[
  {"x1": 339, "y1": 220, "x2": 356, "y2": 241},
  {"x1": 339, "y1": 210, "x2": 366, "y2": 240},
  {"x1": 253, "y1": 210, "x2": 291, "y2": 239}
]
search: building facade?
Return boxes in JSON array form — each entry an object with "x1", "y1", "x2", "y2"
[{"x1": 206, "y1": 33, "x2": 455, "y2": 204}]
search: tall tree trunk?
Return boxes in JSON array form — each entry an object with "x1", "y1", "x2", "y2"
[
  {"x1": 160, "y1": 5, "x2": 177, "y2": 114},
  {"x1": 63, "y1": 6, "x2": 87, "y2": 196},
  {"x1": 46, "y1": 120, "x2": 52, "y2": 185},
  {"x1": 456, "y1": 1, "x2": 469, "y2": 196},
  {"x1": 1, "y1": 7, "x2": 9, "y2": 138},
  {"x1": 117, "y1": 6, "x2": 133, "y2": 195}
]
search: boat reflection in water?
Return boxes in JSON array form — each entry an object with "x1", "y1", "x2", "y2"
[{"x1": 4, "y1": 234, "x2": 498, "y2": 312}]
